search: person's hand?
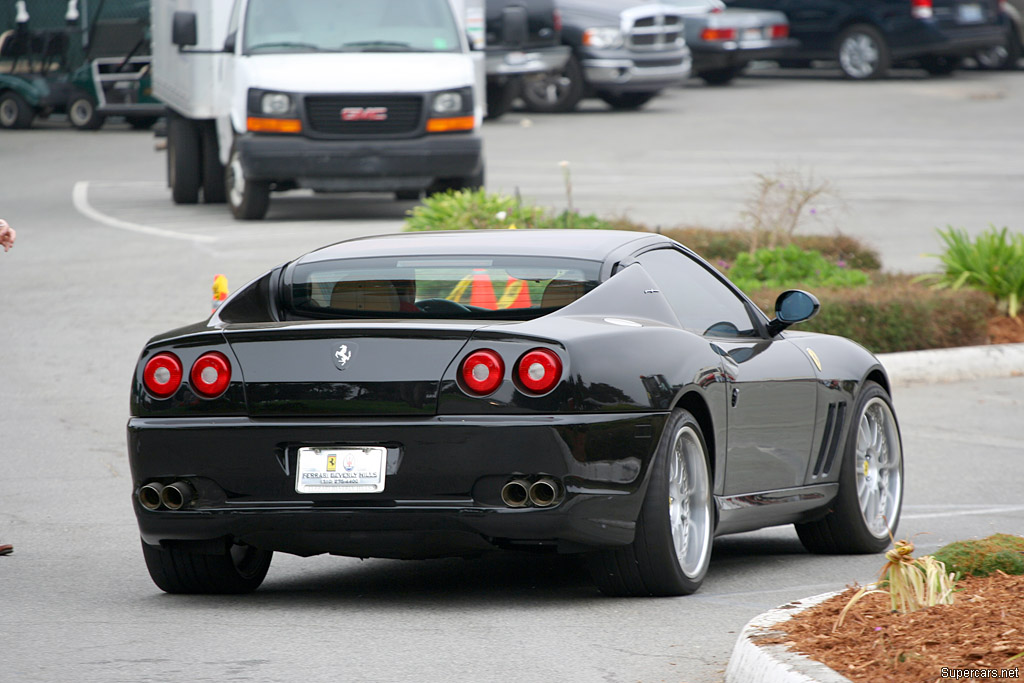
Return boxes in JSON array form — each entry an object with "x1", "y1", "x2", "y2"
[{"x1": 0, "y1": 219, "x2": 15, "y2": 252}]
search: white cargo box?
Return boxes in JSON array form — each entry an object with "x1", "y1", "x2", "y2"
[{"x1": 151, "y1": 0, "x2": 234, "y2": 119}]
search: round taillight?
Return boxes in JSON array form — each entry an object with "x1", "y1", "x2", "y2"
[
  {"x1": 460, "y1": 349, "x2": 505, "y2": 396},
  {"x1": 143, "y1": 352, "x2": 183, "y2": 399},
  {"x1": 516, "y1": 348, "x2": 563, "y2": 395},
  {"x1": 190, "y1": 351, "x2": 232, "y2": 398}
]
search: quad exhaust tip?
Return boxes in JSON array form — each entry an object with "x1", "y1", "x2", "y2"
[{"x1": 501, "y1": 476, "x2": 563, "y2": 508}]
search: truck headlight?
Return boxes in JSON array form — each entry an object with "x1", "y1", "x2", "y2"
[
  {"x1": 582, "y1": 27, "x2": 624, "y2": 49},
  {"x1": 261, "y1": 92, "x2": 294, "y2": 116},
  {"x1": 432, "y1": 91, "x2": 463, "y2": 114}
]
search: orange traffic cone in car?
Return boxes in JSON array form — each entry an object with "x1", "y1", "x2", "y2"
[
  {"x1": 469, "y1": 268, "x2": 497, "y2": 310},
  {"x1": 498, "y1": 278, "x2": 532, "y2": 309}
]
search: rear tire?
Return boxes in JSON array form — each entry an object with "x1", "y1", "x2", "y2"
[
  {"x1": 596, "y1": 91, "x2": 658, "y2": 110},
  {"x1": 920, "y1": 55, "x2": 960, "y2": 76},
  {"x1": 226, "y1": 142, "x2": 270, "y2": 220},
  {"x1": 699, "y1": 66, "x2": 743, "y2": 86},
  {"x1": 836, "y1": 24, "x2": 890, "y2": 79},
  {"x1": 521, "y1": 55, "x2": 585, "y2": 113},
  {"x1": 168, "y1": 115, "x2": 201, "y2": 204},
  {"x1": 142, "y1": 539, "x2": 272, "y2": 594},
  {"x1": 796, "y1": 381, "x2": 903, "y2": 554},
  {"x1": 0, "y1": 91, "x2": 34, "y2": 129},
  {"x1": 68, "y1": 94, "x2": 105, "y2": 130},
  {"x1": 587, "y1": 410, "x2": 714, "y2": 597},
  {"x1": 427, "y1": 168, "x2": 485, "y2": 196}
]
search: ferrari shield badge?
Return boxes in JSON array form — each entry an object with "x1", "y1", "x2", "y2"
[{"x1": 333, "y1": 342, "x2": 358, "y2": 371}]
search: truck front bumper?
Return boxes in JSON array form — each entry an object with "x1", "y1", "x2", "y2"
[
  {"x1": 581, "y1": 48, "x2": 693, "y2": 92},
  {"x1": 236, "y1": 132, "x2": 484, "y2": 192}
]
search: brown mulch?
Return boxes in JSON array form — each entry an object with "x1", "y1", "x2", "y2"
[
  {"x1": 764, "y1": 572, "x2": 1024, "y2": 682},
  {"x1": 989, "y1": 316, "x2": 1024, "y2": 344}
]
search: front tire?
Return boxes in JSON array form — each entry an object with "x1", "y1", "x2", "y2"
[
  {"x1": 588, "y1": 410, "x2": 714, "y2": 597},
  {"x1": 836, "y1": 24, "x2": 890, "y2": 80},
  {"x1": 68, "y1": 94, "x2": 105, "y2": 130},
  {"x1": 142, "y1": 539, "x2": 272, "y2": 594},
  {"x1": 226, "y1": 143, "x2": 270, "y2": 220},
  {"x1": 168, "y1": 115, "x2": 201, "y2": 204},
  {"x1": 0, "y1": 91, "x2": 35, "y2": 129},
  {"x1": 596, "y1": 91, "x2": 658, "y2": 110},
  {"x1": 520, "y1": 55, "x2": 585, "y2": 113},
  {"x1": 796, "y1": 381, "x2": 903, "y2": 554}
]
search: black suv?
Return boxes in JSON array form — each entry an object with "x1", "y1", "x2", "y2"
[{"x1": 725, "y1": 0, "x2": 1006, "y2": 78}]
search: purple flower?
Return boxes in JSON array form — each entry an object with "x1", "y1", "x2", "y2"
[
  {"x1": 809, "y1": 208, "x2": 817, "y2": 215},
  {"x1": 837, "y1": 259, "x2": 847, "y2": 268}
]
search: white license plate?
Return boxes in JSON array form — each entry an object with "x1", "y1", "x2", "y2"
[
  {"x1": 743, "y1": 28, "x2": 765, "y2": 41},
  {"x1": 958, "y1": 4, "x2": 983, "y2": 22},
  {"x1": 296, "y1": 447, "x2": 386, "y2": 494}
]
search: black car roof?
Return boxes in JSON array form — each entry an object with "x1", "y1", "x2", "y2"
[{"x1": 295, "y1": 229, "x2": 671, "y2": 265}]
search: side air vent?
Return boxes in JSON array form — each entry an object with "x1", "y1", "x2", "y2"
[
  {"x1": 822, "y1": 402, "x2": 847, "y2": 475},
  {"x1": 813, "y1": 402, "x2": 847, "y2": 477}
]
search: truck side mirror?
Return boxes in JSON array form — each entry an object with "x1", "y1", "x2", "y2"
[
  {"x1": 172, "y1": 11, "x2": 198, "y2": 48},
  {"x1": 223, "y1": 31, "x2": 237, "y2": 53}
]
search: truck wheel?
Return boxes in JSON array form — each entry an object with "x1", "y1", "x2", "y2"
[
  {"x1": 597, "y1": 91, "x2": 657, "y2": 110},
  {"x1": 427, "y1": 168, "x2": 484, "y2": 196},
  {"x1": 226, "y1": 144, "x2": 270, "y2": 220},
  {"x1": 168, "y1": 115, "x2": 201, "y2": 204},
  {"x1": 68, "y1": 94, "x2": 105, "y2": 131},
  {"x1": 200, "y1": 122, "x2": 226, "y2": 204},
  {"x1": 141, "y1": 539, "x2": 272, "y2": 594},
  {"x1": 521, "y1": 56, "x2": 585, "y2": 113},
  {"x1": 0, "y1": 91, "x2": 35, "y2": 129},
  {"x1": 835, "y1": 24, "x2": 890, "y2": 80},
  {"x1": 485, "y1": 79, "x2": 518, "y2": 120},
  {"x1": 699, "y1": 66, "x2": 743, "y2": 86}
]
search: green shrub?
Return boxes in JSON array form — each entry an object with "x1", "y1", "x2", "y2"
[
  {"x1": 404, "y1": 189, "x2": 622, "y2": 232},
  {"x1": 930, "y1": 534, "x2": 1024, "y2": 578},
  {"x1": 917, "y1": 226, "x2": 1024, "y2": 318},
  {"x1": 747, "y1": 276, "x2": 991, "y2": 353},
  {"x1": 725, "y1": 244, "x2": 871, "y2": 293}
]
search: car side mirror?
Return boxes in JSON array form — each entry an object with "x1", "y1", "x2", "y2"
[
  {"x1": 172, "y1": 11, "x2": 197, "y2": 48},
  {"x1": 223, "y1": 30, "x2": 237, "y2": 53},
  {"x1": 767, "y1": 290, "x2": 820, "y2": 336}
]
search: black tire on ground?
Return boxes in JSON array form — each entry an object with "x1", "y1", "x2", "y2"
[
  {"x1": 126, "y1": 116, "x2": 160, "y2": 130},
  {"x1": 168, "y1": 115, "x2": 202, "y2": 204},
  {"x1": 200, "y1": 121, "x2": 226, "y2": 204},
  {"x1": 596, "y1": 90, "x2": 658, "y2": 110},
  {"x1": 485, "y1": 79, "x2": 518, "y2": 120},
  {"x1": 520, "y1": 55, "x2": 585, "y2": 113},
  {"x1": 795, "y1": 380, "x2": 904, "y2": 554},
  {"x1": 0, "y1": 91, "x2": 35, "y2": 129},
  {"x1": 141, "y1": 539, "x2": 272, "y2": 594},
  {"x1": 426, "y1": 168, "x2": 485, "y2": 196},
  {"x1": 68, "y1": 94, "x2": 105, "y2": 130},
  {"x1": 226, "y1": 143, "x2": 270, "y2": 220},
  {"x1": 587, "y1": 409, "x2": 714, "y2": 597},
  {"x1": 835, "y1": 24, "x2": 891, "y2": 80},
  {"x1": 698, "y1": 66, "x2": 744, "y2": 86},
  {"x1": 920, "y1": 55, "x2": 960, "y2": 76}
]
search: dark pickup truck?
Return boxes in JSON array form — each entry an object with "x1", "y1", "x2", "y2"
[{"x1": 484, "y1": 0, "x2": 570, "y2": 118}]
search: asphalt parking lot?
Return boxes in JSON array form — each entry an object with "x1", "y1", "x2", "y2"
[{"x1": 1, "y1": 67, "x2": 1023, "y2": 683}]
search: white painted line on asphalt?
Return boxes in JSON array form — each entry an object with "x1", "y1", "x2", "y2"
[
  {"x1": 72, "y1": 181, "x2": 219, "y2": 244},
  {"x1": 902, "y1": 504, "x2": 1024, "y2": 521}
]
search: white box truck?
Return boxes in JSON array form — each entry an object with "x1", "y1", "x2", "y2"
[{"x1": 151, "y1": 0, "x2": 485, "y2": 219}]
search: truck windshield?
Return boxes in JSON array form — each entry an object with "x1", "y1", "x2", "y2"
[
  {"x1": 244, "y1": 0, "x2": 463, "y2": 54},
  {"x1": 286, "y1": 256, "x2": 603, "y2": 320}
]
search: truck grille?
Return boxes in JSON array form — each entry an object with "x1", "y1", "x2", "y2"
[
  {"x1": 625, "y1": 10, "x2": 683, "y2": 51},
  {"x1": 305, "y1": 95, "x2": 423, "y2": 135}
]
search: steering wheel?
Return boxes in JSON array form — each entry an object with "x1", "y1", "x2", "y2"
[{"x1": 416, "y1": 298, "x2": 472, "y2": 315}]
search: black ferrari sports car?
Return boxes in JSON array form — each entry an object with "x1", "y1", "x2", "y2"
[{"x1": 128, "y1": 229, "x2": 903, "y2": 596}]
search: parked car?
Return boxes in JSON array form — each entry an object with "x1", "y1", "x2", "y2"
[
  {"x1": 665, "y1": 0, "x2": 796, "y2": 84},
  {"x1": 129, "y1": 229, "x2": 904, "y2": 596},
  {"x1": 483, "y1": 0, "x2": 570, "y2": 118},
  {"x1": 973, "y1": 0, "x2": 1022, "y2": 68},
  {"x1": 725, "y1": 0, "x2": 1007, "y2": 79},
  {"x1": 520, "y1": 0, "x2": 692, "y2": 112}
]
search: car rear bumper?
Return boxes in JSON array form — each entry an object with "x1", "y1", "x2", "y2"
[
  {"x1": 128, "y1": 412, "x2": 667, "y2": 557},
  {"x1": 692, "y1": 39, "x2": 798, "y2": 71},
  {"x1": 236, "y1": 132, "x2": 483, "y2": 191}
]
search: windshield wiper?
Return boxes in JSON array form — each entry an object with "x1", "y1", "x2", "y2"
[
  {"x1": 248, "y1": 41, "x2": 327, "y2": 52},
  {"x1": 340, "y1": 40, "x2": 415, "y2": 52}
]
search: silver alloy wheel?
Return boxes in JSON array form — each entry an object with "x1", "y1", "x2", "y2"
[
  {"x1": 855, "y1": 397, "x2": 902, "y2": 537},
  {"x1": 976, "y1": 45, "x2": 1009, "y2": 69},
  {"x1": 0, "y1": 98, "x2": 18, "y2": 127},
  {"x1": 839, "y1": 33, "x2": 880, "y2": 79},
  {"x1": 524, "y1": 73, "x2": 573, "y2": 106},
  {"x1": 667, "y1": 425, "x2": 712, "y2": 579},
  {"x1": 228, "y1": 152, "x2": 246, "y2": 208}
]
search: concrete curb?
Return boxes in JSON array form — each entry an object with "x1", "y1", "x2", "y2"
[
  {"x1": 724, "y1": 592, "x2": 853, "y2": 683},
  {"x1": 877, "y1": 342, "x2": 1024, "y2": 387}
]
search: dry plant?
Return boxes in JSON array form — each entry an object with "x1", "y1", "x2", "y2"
[
  {"x1": 834, "y1": 539, "x2": 957, "y2": 632},
  {"x1": 739, "y1": 168, "x2": 842, "y2": 252}
]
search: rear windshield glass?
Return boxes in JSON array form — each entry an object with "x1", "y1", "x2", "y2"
[
  {"x1": 244, "y1": 0, "x2": 462, "y2": 54},
  {"x1": 287, "y1": 256, "x2": 603, "y2": 320}
]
